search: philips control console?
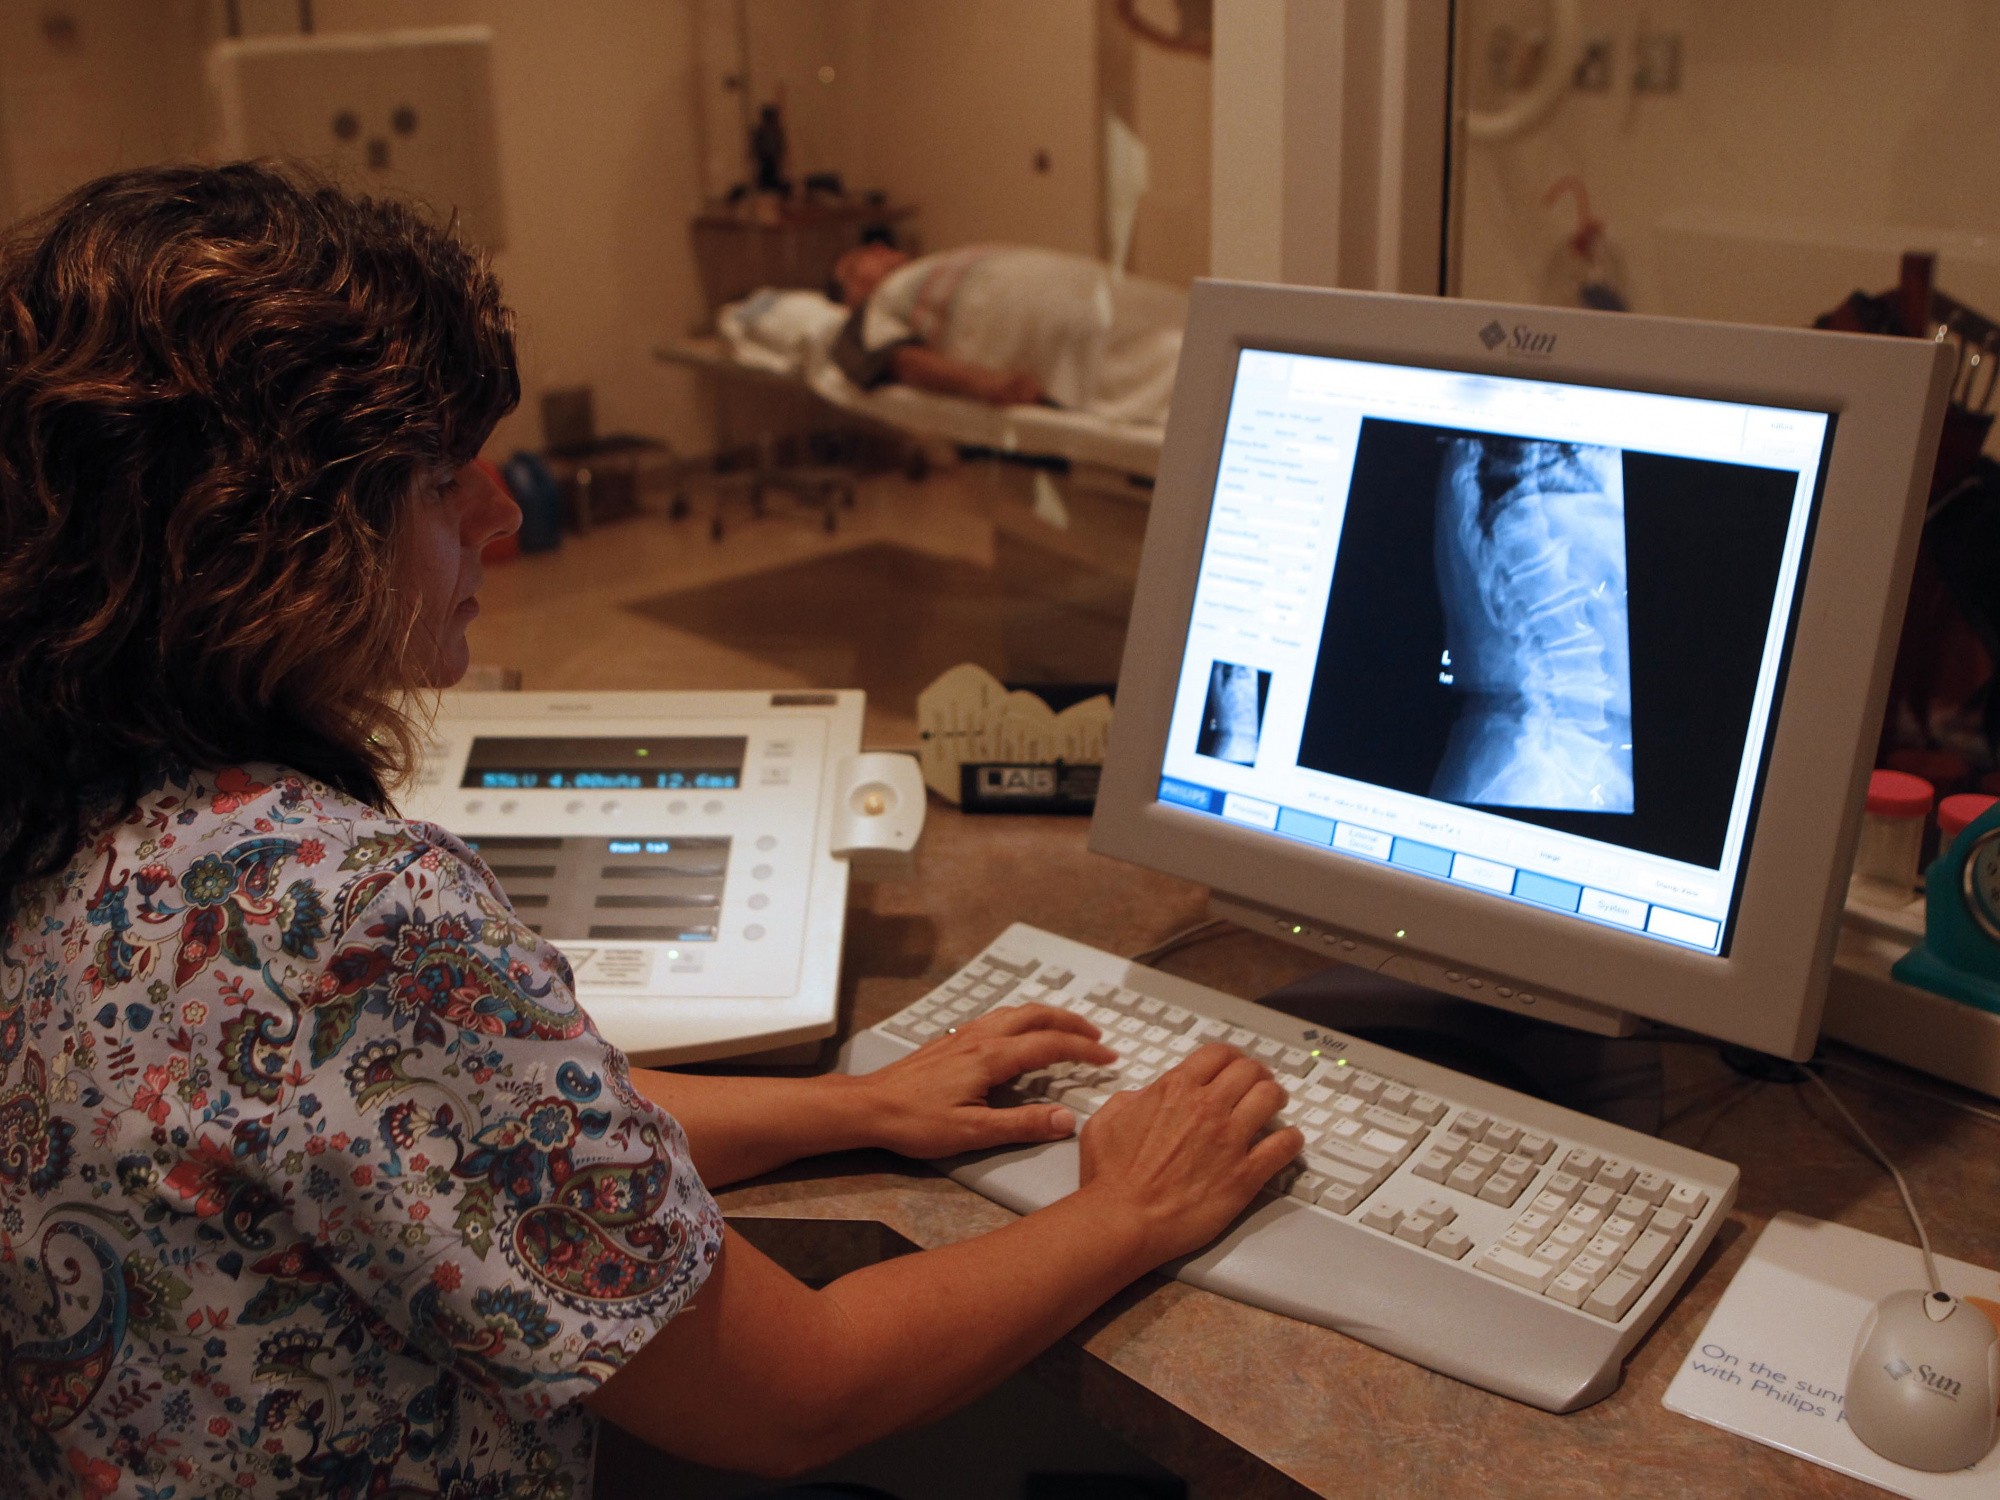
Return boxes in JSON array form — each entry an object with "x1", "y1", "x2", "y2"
[
  {"x1": 1093, "y1": 283, "x2": 1953, "y2": 1059},
  {"x1": 404, "y1": 690, "x2": 923, "y2": 1064}
]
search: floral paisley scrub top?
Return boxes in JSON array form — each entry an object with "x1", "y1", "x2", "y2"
[{"x1": 0, "y1": 766, "x2": 724, "y2": 1500}]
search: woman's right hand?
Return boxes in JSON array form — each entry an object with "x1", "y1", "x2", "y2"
[{"x1": 1075, "y1": 1045, "x2": 1303, "y2": 1266}]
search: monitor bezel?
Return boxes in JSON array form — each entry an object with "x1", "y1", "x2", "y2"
[{"x1": 1091, "y1": 283, "x2": 1953, "y2": 1060}]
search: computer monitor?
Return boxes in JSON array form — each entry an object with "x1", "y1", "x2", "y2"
[{"x1": 1092, "y1": 284, "x2": 1952, "y2": 1061}]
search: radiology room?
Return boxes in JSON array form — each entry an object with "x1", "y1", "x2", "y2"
[{"x1": 5, "y1": 3, "x2": 2000, "y2": 1499}]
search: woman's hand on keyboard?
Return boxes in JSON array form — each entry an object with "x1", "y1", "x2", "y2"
[
  {"x1": 861, "y1": 1004, "x2": 1119, "y2": 1158},
  {"x1": 1077, "y1": 1045, "x2": 1304, "y2": 1264}
]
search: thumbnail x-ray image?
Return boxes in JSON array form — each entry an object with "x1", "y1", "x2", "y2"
[
  {"x1": 1430, "y1": 437, "x2": 1633, "y2": 812},
  {"x1": 1196, "y1": 661, "x2": 1271, "y2": 765}
]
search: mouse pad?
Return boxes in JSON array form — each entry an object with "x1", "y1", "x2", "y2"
[{"x1": 1664, "y1": 1212, "x2": 2000, "y2": 1495}]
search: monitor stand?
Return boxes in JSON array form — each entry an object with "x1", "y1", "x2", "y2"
[{"x1": 1258, "y1": 962, "x2": 1666, "y2": 1136}]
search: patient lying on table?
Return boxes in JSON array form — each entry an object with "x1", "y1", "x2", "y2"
[{"x1": 829, "y1": 242, "x2": 1183, "y2": 422}]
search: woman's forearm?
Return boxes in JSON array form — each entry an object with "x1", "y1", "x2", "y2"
[
  {"x1": 590, "y1": 1191, "x2": 1161, "y2": 1477},
  {"x1": 630, "y1": 1067, "x2": 880, "y2": 1185}
]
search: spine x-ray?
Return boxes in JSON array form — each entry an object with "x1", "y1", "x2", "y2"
[
  {"x1": 1430, "y1": 437, "x2": 1633, "y2": 812},
  {"x1": 1197, "y1": 661, "x2": 1270, "y2": 765}
]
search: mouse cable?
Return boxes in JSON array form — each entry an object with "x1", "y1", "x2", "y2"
[
  {"x1": 1816, "y1": 1054, "x2": 2000, "y2": 1131},
  {"x1": 1803, "y1": 1066, "x2": 1944, "y2": 1296}
]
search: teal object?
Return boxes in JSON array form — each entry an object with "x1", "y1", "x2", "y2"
[{"x1": 1890, "y1": 801, "x2": 2000, "y2": 1015}]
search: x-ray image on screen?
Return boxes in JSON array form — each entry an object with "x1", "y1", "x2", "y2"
[
  {"x1": 1196, "y1": 661, "x2": 1271, "y2": 765},
  {"x1": 1430, "y1": 436, "x2": 1632, "y2": 813}
]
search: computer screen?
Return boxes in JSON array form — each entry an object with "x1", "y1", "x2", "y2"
[
  {"x1": 1093, "y1": 284, "x2": 1951, "y2": 1059},
  {"x1": 1156, "y1": 350, "x2": 1829, "y2": 959}
]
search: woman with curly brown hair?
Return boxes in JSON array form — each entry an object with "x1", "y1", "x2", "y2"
[{"x1": 0, "y1": 162, "x2": 1295, "y2": 1500}]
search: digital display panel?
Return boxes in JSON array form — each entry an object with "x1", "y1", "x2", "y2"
[
  {"x1": 461, "y1": 736, "x2": 745, "y2": 791},
  {"x1": 1156, "y1": 349, "x2": 1832, "y2": 958},
  {"x1": 463, "y1": 835, "x2": 730, "y2": 942}
]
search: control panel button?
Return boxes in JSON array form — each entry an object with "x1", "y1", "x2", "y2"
[
  {"x1": 704, "y1": 799, "x2": 725, "y2": 815},
  {"x1": 464, "y1": 799, "x2": 485, "y2": 815},
  {"x1": 499, "y1": 799, "x2": 518, "y2": 815},
  {"x1": 669, "y1": 800, "x2": 688, "y2": 815},
  {"x1": 600, "y1": 799, "x2": 622, "y2": 815},
  {"x1": 748, "y1": 893, "x2": 770, "y2": 910},
  {"x1": 743, "y1": 924, "x2": 765, "y2": 941},
  {"x1": 756, "y1": 835, "x2": 777, "y2": 851},
  {"x1": 752, "y1": 864, "x2": 773, "y2": 880},
  {"x1": 566, "y1": 799, "x2": 584, "y2": 815}
]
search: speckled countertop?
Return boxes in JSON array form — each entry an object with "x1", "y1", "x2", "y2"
[{"x1": 706, "y1": 804, "x2": 2000, "y2": 1500}]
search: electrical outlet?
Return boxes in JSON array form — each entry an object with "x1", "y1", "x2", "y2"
[{"x1": 1633, "y1": 31, "x2": 1682, "y2": 94}]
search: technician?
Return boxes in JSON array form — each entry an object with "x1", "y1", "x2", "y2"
[{"x1": 0, "y1": 163, "x2": 1299, "y2": 1499}]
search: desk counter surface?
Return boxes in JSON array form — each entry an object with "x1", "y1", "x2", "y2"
[{"x1": 708, "y1": 804, "x2": 2000, "y2": 1500}]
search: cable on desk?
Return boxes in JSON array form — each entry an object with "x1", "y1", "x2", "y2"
[
  {"x1": 1803, "y1": 1066, "x2": 1944, "y2": 1297},
  {"x1": 1817, "y1": 1054, "x2": 2000, "y2": 1131},
  {"x1": 1130, "y1": 917, "x2": 1233, "y2": 967}
]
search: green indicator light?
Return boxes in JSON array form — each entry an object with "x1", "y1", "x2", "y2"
[
  {"x1": 1395, "y1": 928, "x2": 1407, "y2": 939},
  {"x1": 1310, "y1": 1048, "x2": 1322, "y2": 1057},
  {"x1": 636, "y1": 748, "x2": 650, "y2": 756},
  {"x1": 1335, "y1": 1058, "x2": 1349, "y2": 1068},
  {"x1": 1292, "y1": 925, "x2": 1303, "y2": 935}
]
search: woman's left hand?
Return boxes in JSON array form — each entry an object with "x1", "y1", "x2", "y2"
[{"x1": 857, "y1": 1003, "x2": 1117, "y2": 1158}]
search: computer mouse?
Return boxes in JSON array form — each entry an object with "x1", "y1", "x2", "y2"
[{"x1": 1846, "y1": 1289, "x2": 2000, "y2": 1472}]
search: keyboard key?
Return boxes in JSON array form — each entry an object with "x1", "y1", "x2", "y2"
[
  {"x1": 1630, "y1": 1171, "x2": 1671, "y2": 1205},
  {"x1": 1561, "y1": 1147, "x2": 1603, "y2": 1179},
  {"x1": 1429, "y1": 1131, "x2": 1472, "y2": 1164},
  {"x1": 1138, "y1": 1046, "x2": 1168, "y2": 1067},
  {"x1": 1566, "y1": 1252, "x2": 1613, "y2": 1291},
  {"x1": 1362, "y1": 1106, "x2": 1426, "y2": 1139},
  {"x1": 1478, "y1": 1245, "x2": 1559, "y2": 1292},
  {"x1": 1584, "y1": 1268, "x2": 1646, "y2": 1320},
  {"x1": 1037, "y1": 966, "x2": 1073, "y2": 988},
  {"x1": 1167, "y1": 1034, "x2": 1200, "y2": 1055},
  {"x1": 1542, "y1": 1172, "x2": 1585, "y2": 1208},
  {"x1": 1529, "y1": 1190, "x2": 1571, "y2": 1218},
  {"x1": 1499, "y1": 1227, "x2": 1539, "y2": 1253},
  {"x1": 1136, "y1": 996, "x2": 1167, "y2": 1020},
  {"x1": 1379, "y1": 1083, "x2": 1414, "y2": 1113},
  {"x1": 1599, "y1": 1215, "x2": 1640, "y2": 1247},
  {"x1": 1396, "y1": 1213, "x2": 1439, "y2": 1247},
  {"x1": 1359, "y1": 1128, "x2": 1416, "y2": 1164},
  {"x1": 1532, "y1": 1239, "x2": 1576, "y2": 1272},
  {"x1": 1160, "y1": 1005, "x2": 1194, "y2": 1032},
  {"x1": 985, "y1": 948, "x2": 1040, "y2": 976},
  {"x1": 1348, "y1": 1072, "x2": 1386, "y2": 1103},
  {"x1": 1252, "y1": 1037, "x2": 1286, "y2": 1063},
  {"x1": 1190, "y1": 1018, "x2": 1230, "y2": 1043},
  {"x1": 1579, "y1": 1183, "x2": 1618, "y2": 1214},
  {"x1": 1301, "y1": 1083, "x2": 1338, "y2": 1106},
  {"x1": 1447, "y1": 1162, "x2": 1489, "y2": 1195},
  {"x1": 1312, "y1": 1141, "x2": 1395, "y2": 1181},
  {"x1": 1115, "y1": 1016, "x2": 1146, "y2": 1037},
  {"x1": 1454, "y1": 1109, "x2": 1492, "y2": 1139},
  {"x1": 1407, "y1": 1093, "x2": 1448, "y2": 1124},
  {"x1": 1648, "y1": 1208, "x2": 1691, "y2": 1247},
  {"x1": 1090, "y1": 1006, "x2": 1122, "y2": 1029},
  {"x1": 1413, "y1": 1149, "x2": 1457, "y2": 1184},
  {"x1": 1289, "y1": 1170, "x2": 1328, "y2": 1204},
  {"x1": 1614, "y1": 1193, "x2": 1652, "y2": 1223},
  {"x1": 1513, "y1": 1209, "x2": 1554, "y2": 1240},
  {"x1": 1361, "y1": 1202, "x2": 1404, "y2": 1235},
  {"x1": 1563, "y1": 1202, "x2": 1607, "y2": 1232},
  {"x1": 1664, "y1": 1182, "x2": 1710, "y2": 1217},
  {"x1": 1282, "y1": 1047, "x2": 1313, "y2": 1072},
  {"x1": 1417, "y1": 1197, "x2": 1456, "y2": 1224},
  {"x1": 1429, "y1": 1225, "x2": 1475, "y2": 1260},
  {"x1": 1548, "y1": 1269, "x2": 1595, "y2": 1308},
  {"x1": 1501, "y1": 1153, "x2": 1536, "y2": 1181},
  {"x1": 1227, "y1": 1027, "x2": 1259, "y2": 1049},
  {"x1": 1484, "y1": 1121, "x2": 1521, "y2": 1153},
  {"x1": 1516, "y1": 1131, "x2": 1556, "y2": 1165},
  {"x1": 1478, "y1": 1173, "x2": 1526, "y2": 1208},
  {"x1": 1142, "y1": 1025, "x2": 1174, "y2": 1047},
  {"x1": 1583, "y1": 1234, "x2": 1622, "y2": 1261},
  {"x1": 1595, "y1": 1158, "x2": 1638, "y2": 1193},
  {"x1": 1620, "y1": 1230, "x2": 1675, "y2": 1281},
  {"x1": 1316, "y1": 1181, "x2": 1365, "y2": 1215}
]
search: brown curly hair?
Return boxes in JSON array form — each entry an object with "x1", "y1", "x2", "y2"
[{"x1": 0, "y1": 161, "x2": 519, "y2": 904}]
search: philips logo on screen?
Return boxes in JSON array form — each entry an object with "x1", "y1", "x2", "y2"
[{"x1": 1477, "y1": 319, "x2": 1557, "y2": 359}]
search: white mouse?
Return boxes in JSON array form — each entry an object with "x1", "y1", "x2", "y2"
[{"x1": 1846, "y1": 1289, "x2": 2000, "y2": 1472}]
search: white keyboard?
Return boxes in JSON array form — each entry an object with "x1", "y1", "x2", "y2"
[{"x1": 842, "y1": 923, "x2": 1739, "y2": 1413}]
